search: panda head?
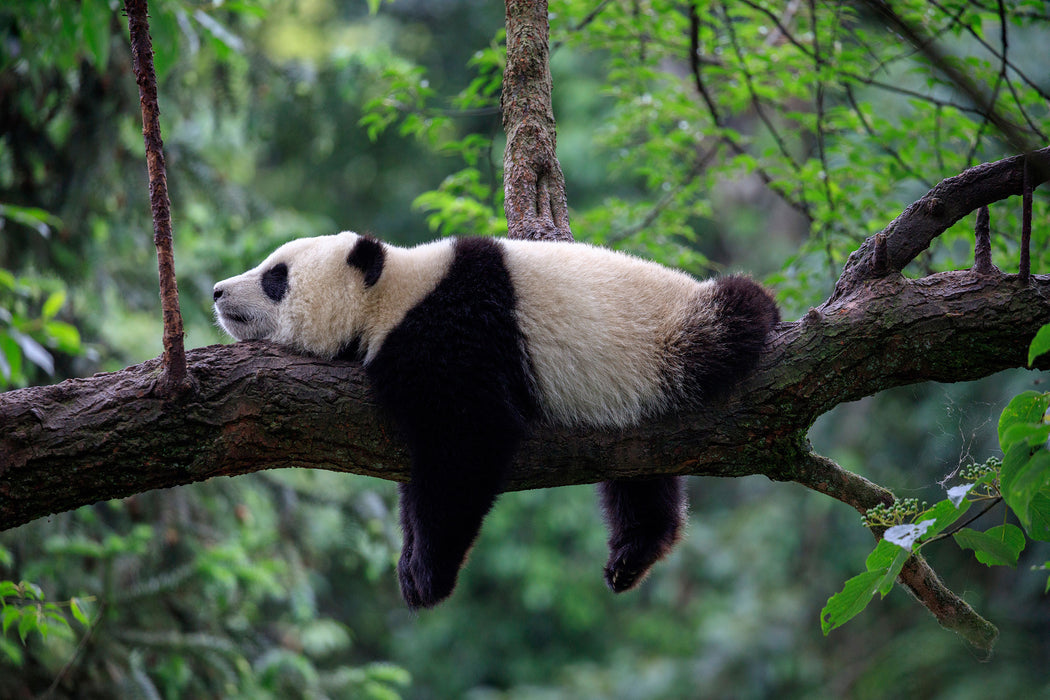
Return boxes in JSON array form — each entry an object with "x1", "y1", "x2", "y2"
[{"x1": 213, "y1": 231, "x2": 385, "y2": 359}]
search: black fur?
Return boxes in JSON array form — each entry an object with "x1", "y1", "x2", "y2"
[
  {"x1": 679, "y1": 275, "x2": 779, "y2": 403},
  {"x1": 347, "y1": 235, "x2": 385, "y2": 288},
  {"x1": 261, "y1": 263, "x2": 289, "y2": 303},
  {"x1": 365, "y1": 238, "x2": 538, "y2": 609},
  {"x1": 599, "y1": 476, "x2": 686, "y2": 592}
]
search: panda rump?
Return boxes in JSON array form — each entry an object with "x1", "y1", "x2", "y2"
[{"x1": 212, "y1": 232, "x2": 779, "y2": 609}]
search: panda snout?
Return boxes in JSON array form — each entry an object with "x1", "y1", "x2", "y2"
[{"x1": 213, "y1": 285, "x2": 224, "y2": 301}]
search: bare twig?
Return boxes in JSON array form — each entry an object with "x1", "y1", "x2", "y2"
[
  {"x1": 125, "y1": 0, "x2": 188, "y2": 390},
  {"x1": 1022, "y1": 153, "x2": 1033, "y2": 282}
]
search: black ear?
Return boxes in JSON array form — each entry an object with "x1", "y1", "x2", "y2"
[{"x1": 347, "y1": 236, "x2": 385, "y2": 288}]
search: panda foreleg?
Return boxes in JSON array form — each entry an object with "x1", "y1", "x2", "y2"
[
  {"x1": 396, "y1": 440, "x2": 515, "y2": 609},
  {"x1": 598, "y1": 476, "x2": 687, "y2": 592}
]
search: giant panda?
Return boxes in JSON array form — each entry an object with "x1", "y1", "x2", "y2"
[{"x1": 213, "y1": 231, "x2": 779, "y2": 609}]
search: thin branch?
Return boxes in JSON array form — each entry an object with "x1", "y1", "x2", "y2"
[
  {"x1": 1022, "y1": 153, "x2": 1033, "y2": 282},
  {"x1": 125, "y1": 0, "x2": 188, "y2": 391},
  {"x1": 688, "y1": 4, "x2": 723, "y2": 125},
  {"x1": 844, "y1": 85, "x2": 931, "y2": 188},
  {"x1": 808, "y1": 0, "x2": 834, "y2": 214},
  {"x1": 973, "y1": 205, "x2": 997, "y2": 274},
  {"x1": 927, "y1": 0, "x2": 1050, "y2": 103},
  {"x1": 720, "y1": 1, "x2": 801, "y2": 173},
  {"x1": 687, "y1": 4, "x2": 814, "y2": 222},
  {"x1": 791, "y1": 449, "x2": 998, "y2": 653},
  {"x1": 858, "y1": 0, "x2": 1035, "y2": 158}
]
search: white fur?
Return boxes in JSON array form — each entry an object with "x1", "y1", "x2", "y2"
[
  {"x1": 215, "y1": 232, "x2": 718, "y2": 429},
  {"x1": 501, "y1": 240, "x2": 715, "y2": 428}
]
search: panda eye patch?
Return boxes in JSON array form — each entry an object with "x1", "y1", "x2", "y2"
[{"x1": 261, "y1": 263, "x2": 289, "y2": 302}]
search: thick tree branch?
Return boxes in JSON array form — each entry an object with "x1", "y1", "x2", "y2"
[{"x1": 3, "y1": 269, "x2": 1047, "y2": 532}]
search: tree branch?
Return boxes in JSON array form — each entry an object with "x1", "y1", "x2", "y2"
[
  {"x1": 789, "y1": 447, "x2": 998, "y2": 654},
  {"x1": 125, "y1": 0, "x2": 188, "y2": 391},
  {"x1": 4, "y1": 267, "x2": 1047, "y2": 532},
  {"x1": 501, "y1": 0, "x2": 572, "y2": 241},
  {"x1": 833, "y1": 146, "x2": 1050, "y2": 299}
]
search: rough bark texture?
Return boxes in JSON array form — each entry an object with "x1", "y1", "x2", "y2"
[
  {"x1": 126, "y1": 0, "x2": 187, "y2": 390},
  {"x1": 501, "y1": 0, "x2": 572, "y2": 241}
]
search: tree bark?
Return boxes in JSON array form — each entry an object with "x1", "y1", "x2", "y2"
[
  {"x1": 125, "y1": 0, "x2": 188, "y2": 390},
  {"x1": 502, "y1": 0, "x2": 572, "y2": 241}
]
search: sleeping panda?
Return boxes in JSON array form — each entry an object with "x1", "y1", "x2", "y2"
[{"x1": 213, "y1": 231, "x2": 779, "y2": 609}]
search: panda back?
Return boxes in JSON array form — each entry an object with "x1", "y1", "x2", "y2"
[{"x1": 501, "y1": 240, "x2": 712, "y2": 428}]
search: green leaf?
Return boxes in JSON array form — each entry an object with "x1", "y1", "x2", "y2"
[
  {"x1": 81, "y1": 0, "x2": 111, "y2": 71},
  {"x1": 1001, "y1": 422, "x2": 1050, "y2": 449},
  {"x1": 866, "y1": 540, "x2": 911, "y2": 596},
  {"x1": 19, "y1": 582, "x2": 42, "y2": 601},
  {"x1": 1027, "y1": 492, "x2": 1050, "y2": 542},
  {"x1": 999, "y1": 391, "x2": 1050, "y2": 452},
  {"x1": 41, "y1": 291, "x2": 66, "y2": 321},
  {"x1": 43, "y1": 321, "x2": 81, "y2": 354},
  {"x1": 1, "y1": 606, "x2": 19, "y2": 636},
  {"x1": 0, "y1": 635, "x2": 23, "y2": 666},
  {"x1": 1029, "y1": 324, "x2": 1050, "y2": 366},
  {"x1": 70, "y1": 598, "x2": 89, "y2": 627},
  {"x1": 916, "y1": 498, "x2": 971, "y2": 540},
  {"x1": 1001, "y1": 445, "x2": 1050, "y2": 527},
  {"x1": 820, "y1": 569, "x2": 884, "y2": 635},
  {"x1": 954, "y1": 525, "x2": 1026, "y2": 567},
  {"x1": 17, "y1": 607, "x2": 38, "y2": 644},
  {"x1": 0, "y1": 204, "x2": 61, "y2": 238},
  {"x1": 7, "y1": 329, "x2": 53, "y2": 375}
]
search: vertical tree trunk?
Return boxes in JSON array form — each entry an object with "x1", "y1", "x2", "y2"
[
  {"x1": 126, "y1": 0, "x2": 188, "y2": 390},
  {"x1": 502, "y1": 0, "x2": 573, "y2": 241}
]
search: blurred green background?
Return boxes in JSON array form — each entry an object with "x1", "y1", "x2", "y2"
[{"x1": 2, "y1": 0, "x2": 1049, "y2": 697}]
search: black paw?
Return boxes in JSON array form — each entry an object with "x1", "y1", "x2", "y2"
[
  {"x1": 603, "y1": 544, "x2": 653, "y2": 593},
  {"x1": 397, "y1": 551, "x2": 457, "y2": 610}
]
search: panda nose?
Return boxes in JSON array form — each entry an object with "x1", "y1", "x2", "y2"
[{"x1": 213, "y1": 286, "x2": 224, "y2": 301}]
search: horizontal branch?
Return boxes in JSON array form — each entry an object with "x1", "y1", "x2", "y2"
[
  {"x1": 833, "y1": 146, "x2": 1050, "y2": 299},
  {"x1": 3, "y1": 270, "x2": 1047, "y2": 532}
]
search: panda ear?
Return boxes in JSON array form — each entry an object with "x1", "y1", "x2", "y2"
[{"x1": 347, "y1": 236, "x2": 385, "y2": 288}]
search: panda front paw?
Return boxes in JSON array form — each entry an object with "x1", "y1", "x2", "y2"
[
  {"x1": 397, "y1": 551, "x2": 457, "y2": 610},
  {"x1": 603, "y1": 546, "x2": 652, "y2": 593}
]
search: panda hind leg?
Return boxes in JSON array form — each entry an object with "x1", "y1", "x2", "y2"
[{"x1": 598, "y1": 476, "x2": 687, "y2": 592}]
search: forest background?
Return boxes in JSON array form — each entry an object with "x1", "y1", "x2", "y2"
[{"x1": 1, "y1": 0, "x2": 1049, "y2": 697}]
